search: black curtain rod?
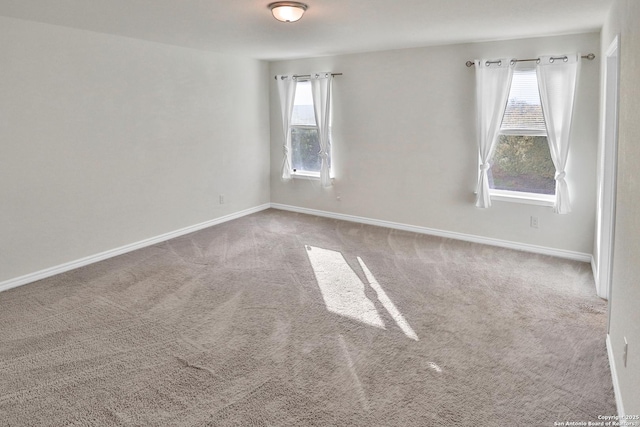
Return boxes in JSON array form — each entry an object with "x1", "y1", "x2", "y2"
[{"x1": 465, "y1": 53, "x2": 596, "y2": 68}]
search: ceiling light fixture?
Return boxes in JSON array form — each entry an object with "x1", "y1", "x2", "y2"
[{"x1": 269, "y1": 1, "x2": 308, "y2": 23}]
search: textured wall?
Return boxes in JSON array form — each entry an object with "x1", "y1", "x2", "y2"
[
  {"x1": 0, "y1": 16, "x2": 271, "y2": 282},
  {"x1": 602, "y1": 0, "x2": 640, "y2": 415},
  {"x1": 270, "y1": 33, "x2": 600, "y2": 255}
]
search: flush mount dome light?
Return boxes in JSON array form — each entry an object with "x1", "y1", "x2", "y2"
[{"x1": 269, "y1": 1, "x2": 308, "y2": 23}]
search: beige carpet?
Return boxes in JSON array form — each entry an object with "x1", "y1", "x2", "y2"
[{"x1": 0, "y1": 209, "x2": 615, "y2": 426}]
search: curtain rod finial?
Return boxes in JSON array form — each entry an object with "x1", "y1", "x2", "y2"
[{"x1": 466, "y1": 60, "x2": 474, "y2": 67}]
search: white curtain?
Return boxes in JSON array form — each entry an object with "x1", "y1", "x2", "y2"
[
  {"x1": 536, "y1": 54, "x2": 580, "y2": 214},
  {"x1": 310, "y1": 72, "x2": 333, "y2": 187},
  {"x1": 474, "y1": 59, "x2": 514, "y2": 208},
  {"x1": 276, "y1": 75, "x2": 297, "y2": 181}
]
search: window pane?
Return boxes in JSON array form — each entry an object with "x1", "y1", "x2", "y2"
[
  {"x1": 489, "y1": 135, "x2": 556, "y2": 195},
  {"x1": 501, "y1": 69, "x2": 546, "y2": 132},
  {"x1": 291, "y1": 127, "x2": 322, "y2": 173},
  {"x1": 291, "y1": 81, "x2": 316, "y2": 126}
]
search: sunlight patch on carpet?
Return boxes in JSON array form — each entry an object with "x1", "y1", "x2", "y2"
[
  {"x1": 357, "y1": 256, "x2": 419, "y2": 341},
  {"x1": 306, "y1": 245, "x2": 418, "y2": 341},
  {"x1": 306, "y1": 245, "x2": 385, "y2": 329},
  {"x1": 428, "y1": 362, "x2": 442, "y2": 373}
]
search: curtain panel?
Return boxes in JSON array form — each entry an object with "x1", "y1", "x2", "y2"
[
  {"x1": 276, "y1": 75, "x2": 297, "y2": 181},
  {"x1": 474, "y1": 59, "x2": 514, "y2": 208},
  {"x1": 536, "y1": 54, "x2": 581, "y2": 214},
  {"x1": 310, "y1": 72, "x2": 333, "y2": 187}
]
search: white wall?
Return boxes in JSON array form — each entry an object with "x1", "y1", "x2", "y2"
[
  {"x1": 270, "y1": 33, "x2": 600, "y2": 256},
  {"x1": 602, "y1": 0, "x2": 640, "y2": 415},
  {"x1": 0, "y1": 16, "x2": 270, "y2": 283}
]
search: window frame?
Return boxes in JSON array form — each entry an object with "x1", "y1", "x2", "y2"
[
  {"x1": 488, "y1": 67, "x2": 555, "y2": 206},
  {"x1": 288, "y1": 80, "x2": 333, "y2": 180}
]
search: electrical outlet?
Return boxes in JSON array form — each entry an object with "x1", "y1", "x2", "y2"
[
  {"x1": 219, "y1": 194, "x2": 225, "y2": 205},
  {"x1": 530, "y1": 216, "x2": 539, "y2": 228},
  {"x1": 623, "y1": 337, "x2": 628, "y2": 368}
]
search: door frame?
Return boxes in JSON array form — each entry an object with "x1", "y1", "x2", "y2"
[{"x1": 595, "y1": 36, "x2": 620, "y2": 327}]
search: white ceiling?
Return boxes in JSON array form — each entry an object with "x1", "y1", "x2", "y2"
[{"x1": 0, "y1": 0, "x2": 612, "y2": 60}]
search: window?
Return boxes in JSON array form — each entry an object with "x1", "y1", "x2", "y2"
[
  {"x1": 488, "y1": 66, "x2": 555, "y2": 203},
  {"x1": 290, "y1": 80, "x2": 330, "y2": 177}
]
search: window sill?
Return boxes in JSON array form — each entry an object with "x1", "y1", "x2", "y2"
[
  {"x1": 291, "y1": 171, "x2": 335, "y2": 181},
  {"x1": 490, "y1": 190, "x2": 555, "y2": 207},
  {"x1": 291, "y1": 171, "x2": 320, "y2": 180}
]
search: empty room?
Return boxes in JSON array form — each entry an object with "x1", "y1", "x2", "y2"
[{"x1": 1, "y1": 0, "x2": 638, "y2": 425}]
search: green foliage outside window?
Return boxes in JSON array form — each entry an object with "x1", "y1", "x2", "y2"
[{"x1": 489, "y1": 135, "x2": 556, "y2": 195}]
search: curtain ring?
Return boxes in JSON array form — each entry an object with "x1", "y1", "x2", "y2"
[
  {"x1": 536, "y1": 58, "x2": 540, "y2": 64},
  {"x1": 485, "y1": 61, "x2": 490, "y2": 67},
  {"x1": 314, "y1": 73, "x2": 319, "y2": 78},
  {"x1": 510, "y1": 59, "x2": 516, "y2": 66},
  {"x1": 549, "y1": 57, "x2": 555, "y2": 63},
  {"x1": 497, "y1": 60, "x2": 502, "y2": 66},
  {"x1": 563, "y1": 56, "x2": 568, "y2": 62}
]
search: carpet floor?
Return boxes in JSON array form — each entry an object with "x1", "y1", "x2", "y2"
[{"x1": 0, "y1": 209, "x2": 615, "y2": 426}]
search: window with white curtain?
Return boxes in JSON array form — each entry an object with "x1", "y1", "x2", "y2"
[
  {"x1": 489, "y1": 65, "x2": 555, "y2": 204},
  {"x1": 290, "y1": 80, "x2": 330, "y2": 177}
]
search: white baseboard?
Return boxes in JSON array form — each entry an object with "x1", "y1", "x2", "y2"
[
  {"x1": 591, "y1": 255, "x2": 599, "y2": 295},
  {"x1": 0, "y1": 202, "x2": 593, "y2": 294},
  {"x1": 270, "y1": 203, "x2": 592, "y2": 263},
  {"x1": 606, "y1": 334, "x2": 625, "y2": 417},
  {"x1": 0, "y1": 204, "x2": 271, "y2": 294},
  {"x1": 591, "y1": 256, "x2": 610, "y2": 300}
]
